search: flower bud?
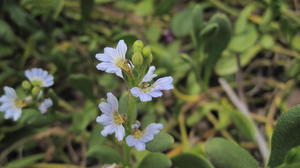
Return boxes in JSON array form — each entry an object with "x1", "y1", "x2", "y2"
[
  {"x1": 132, "y1": 52, "x2": 143, "y2": 66},
  {"x1": 133, "y1": 40, "x2": 144, "y2": 53},
  {"x1": 142, "y1": 46, "x2": 152, "y2": 57},
  {"x1": 31, "y1": 87, "x2": 41, "y2": 96},
  {"x1": 22, "y1": 81, "x2": 31, "y2": 90}
]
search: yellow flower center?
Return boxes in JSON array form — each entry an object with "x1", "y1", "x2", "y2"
[
  {"x1": 133, "y1": 129, "x2": 144, "y2": 139},
  {"x1": 14, "y1": 99, "x2": 27, "y2": 108},
  {"x1": 115, "y1": 58, "x2": 132, "y2": 74},
  {"x1": 113, "y1": 113, "x2": 126, "y2": 125}
]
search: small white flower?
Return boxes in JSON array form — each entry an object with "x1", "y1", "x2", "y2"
[
  {"x1": 25, "y1": 68, "x2": 54, "y2": 87},
  {"x1": 130, "y1": 66, "x2": 174, "y2": 102},
  {"x1": 96, "y1": 40, "x2": 130, "y2": 78},
  {"x1": 96, "y1": 92, "x2": 126, "y2": 141},
  {"x1": 38, "y1": 98, "x2": 53, "y2": 114},
  {"x1": 0, "y1": 87, "x2": 25, "y2": 121},
  {"x1": 126, "y1": 123, "x2": 163, "y2": 151}
]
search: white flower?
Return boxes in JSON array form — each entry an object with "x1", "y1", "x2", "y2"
[
  {"x1": 126, "y1": 123, "x2": 163, "y2": 151},
  {"x1": 130, "y1": 66, "x2": 174, "y2": 102},
  {"x1": 96, "y1": 40, "x2": 130, "y2": 78},
  {"x1": 0, "y1": 87, "x2": 25, "y2": 121},
  {"x1": 38, "y1": 98, "x2": 53, "y2": 114},
  {"x1": 96, "y1": 92, "x2": 126, "y2": 141},
  {"x1": 25, "y1": 68, "x2": 54, "y2": 87}
]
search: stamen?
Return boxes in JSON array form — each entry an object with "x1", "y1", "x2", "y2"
[
  {"x1": 133, "y1": 129, "x2": 144, "y2": 139},
  {"x1": 14, "y1": 99, "x2": 27, "y2": 108},
  {"x1": 139, "y1": 82, "x2": 155, "y2": 93},
  {"x1": 113, "y1": 113, "x2": 126, "y2": 125},
  {"x1": 115, "y1": 58, "x2": 131, "y2": 74}
]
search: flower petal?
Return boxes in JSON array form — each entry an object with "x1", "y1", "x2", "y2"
[
  {"x1": 115, "y1": 125, "x2": 125, "y2": 141},
  {"x1": 145, "y1": 123, "x2": 163, "y2": 136},
  {"x1": 154, "y1": 76, "x2": 174, "y2": 90},
  {"x1": 96, "y1": 114, "x2": 113, "y2": 125},
  {"x1": 101, "y1": 124, "x2": 115, "y2": 136},
  {"x1": 142, "y1": 66, "x2": 157, "y2": 83},
  {"x1": 130, "y1": 87, "x2": 152, "y2": 102},
  {"x1": 126, "y1": 135, "x2": 137, "y2": 147},
  {"x1": 135, "y1": 141, "x2": 146, "y2": 151},
  {"x1": 148, "y1": 90, "x2": 163, "y2": 98},
  {"x1": 107, "y1": 92, "x2": 118, "y2": 111},
  {"x1": 98, "y1": 102, "x2": 113, "y2": 114},
  {"x1": 116, "y1": 40, "x2": 127, "y2": 59},
  {"x1": 95, "y1": 53, "x2": 113, "y2": 62}
]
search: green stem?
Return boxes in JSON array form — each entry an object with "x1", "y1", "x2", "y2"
[
  {"x1": 127, "y1": 92, "x2": 137, "y2": 126},
  {"x1": 123, "y1": 143, "x2": 131, "y2": 166}
]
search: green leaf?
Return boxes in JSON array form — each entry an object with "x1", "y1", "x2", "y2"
[
  {"x1": 171, "y1": 153, "x2": 213, "y2": 168},
  {"x1": 134, "y1": 0, "x2": 154, "y2": 16},
  {"x1": 277, "y1": 162, "x2": 300, "y2": 168},
  {"x1": 260, "y1": 34, "x2": 275, "y2": 49},
  {"x1": 229, "y1": 24, "x2": 258, "y2": 52},
  {"x1": 138, "y1": 153, "x2": 172, "y2": 168},
  {"x1": 283, "y1": 146, "x2": 300, "y2": 165},
  {"x1": 146, "y1": 133, "x2": 174, "y2": 152},
  {"x1": 87, "y1": 125, "x2": 122, "y2": 164},
  {"x1": 216, "y1": 44, "x2": 262, "y2": 76},
  {"x1": 221, "y1": 99, "x2": 256, "y2": 141},
  {"x1": 205, "y1": 138, "x2": 259, "y2": 168},
  {"x1": 146, "y1": 23, "x2": 162, "y2": 43},
  {"x1": 201, "y1": 13, "x2": 231, "y2": 87},
  {"x1": 71, "y1": 100, "x2": 97, "y2": 133},
  {"x1": 4, "y1": 154, "x2": 44, "y2": 168},
  {"x1": 87, "y1": 145, "x2": 122, "y2": 164},
  {"x1": 234, "y1": 4, "x2": 256, "y2": 34},
  {"x1": 199, "y1": 23, "x2": 218, "y2": 37},
  {"x1": 0, "y1": 20, "x2": 15, "y2": 43},
  {"x1": 171, "y1": 7, "x2": 194, "y2": 37},
  {"x1": 268, "y1": 105, "x2": 300, "y2": 167}
]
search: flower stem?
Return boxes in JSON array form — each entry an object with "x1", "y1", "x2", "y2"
[
  {"x1": 122, "y1": 143, "x2": 131, "y2": 166},
  {"x1": 127, "y1": 92, "x2": 137, "y2": 126}
]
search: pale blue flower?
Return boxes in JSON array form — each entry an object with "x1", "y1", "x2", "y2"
[
  {"x1": 96, "y1": 92, "x2": 126, "y2": 141},
  {"x1": 130, "y1": 66, "x2": 174, "y2": 102},
  {"x1": 0, "y1": 87, "x2": 24, "y2": 121},
  {"x1": 39, "y1": 98, "x2": 53, "y2": 114},
  {"x1": 95, "y1": 40, "x2": 129, "y2": 78},
  {"x1": 25, "y1": 68, "x2": 54, "y2": 87},
  {"x1": 126, "y1": 123, "x2": 163, "y2": 151}
]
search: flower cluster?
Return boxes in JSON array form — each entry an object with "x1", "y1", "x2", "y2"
[
  {"x1": 95, "y1": 40, "x2": 173, "y2": 151},
  {"x1": 0, "y1": 68, "x2": 54, "y2": 121}
]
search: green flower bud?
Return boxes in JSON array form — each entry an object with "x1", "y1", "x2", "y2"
[
  {"x1": 22, "y1": 81, "x2": 31, "y2": 90},
  {"x1": 132, "y1": 52, "x2": 143, "y2": 66},
  {"x1": 133, "y1": 40, "x2": 144, "y2": 53},
  {"x1": 142, "y1": 46, "x2": 152, "y2": 57},
  {"x1": 31, "y1": 87, "x2": 41, "y2": 96}
]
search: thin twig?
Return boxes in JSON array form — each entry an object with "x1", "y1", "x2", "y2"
[{"x1": 219, "y1": 78, "x2": 269, "y2": 162}]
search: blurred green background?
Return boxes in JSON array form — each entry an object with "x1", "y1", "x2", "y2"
[{"x1": 0, "y1": 0, "x2": 300, "y2": 167}]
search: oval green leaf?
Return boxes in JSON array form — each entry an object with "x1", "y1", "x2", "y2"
[
  {"x1": 146, "y1": 133, "x2": 174, "y2": 152},
  {"x1": 205, "y1": 138, "x2": 259, "y2": 168},
  {"x1": 268, "y1": 105, "x2": 300, "y2": 167},
  {"x1": 138, "y1": 153, "x2": 172, "y2": 168},
  {"x1": 171, "y1": 153, "x2": 213, "y2": 168}
]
